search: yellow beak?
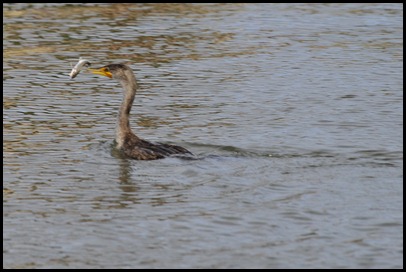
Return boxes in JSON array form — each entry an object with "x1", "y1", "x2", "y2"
[{"x1": 89, "y1": 67, "x2": 112, "y2": 78}]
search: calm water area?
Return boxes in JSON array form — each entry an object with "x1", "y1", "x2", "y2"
[{"x1": 3, "y1": 3, "x2": 403, "y2": 269}]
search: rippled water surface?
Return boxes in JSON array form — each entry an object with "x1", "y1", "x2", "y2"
[{"x1": 3, "y1": 3, "x2": 403, "y2": 269}]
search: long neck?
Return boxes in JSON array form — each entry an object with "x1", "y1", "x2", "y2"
[{"x1": 116, "y1": 74, "x2": 137, "y2": 147}]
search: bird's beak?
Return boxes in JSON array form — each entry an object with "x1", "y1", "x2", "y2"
[{"x1": 88, "y1": 67, "x2": 112, "y2": 78}]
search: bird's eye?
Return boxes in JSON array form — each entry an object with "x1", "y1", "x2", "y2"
[{"x1": 104, "y1": 67, "x2": 110, "y2": 72}]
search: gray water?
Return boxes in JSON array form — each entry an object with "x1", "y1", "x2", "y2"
[{"x1": 3, "y1": 3, "x2": 403, "y2": 269}]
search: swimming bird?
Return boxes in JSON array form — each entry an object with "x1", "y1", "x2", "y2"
[{"x1": 89, "y1": 63, "x2": 192, "y2": 160}]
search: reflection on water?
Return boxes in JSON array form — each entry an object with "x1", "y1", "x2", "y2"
[{"x1": 3, "y1": 3, "x2": 403, "y2": 269}]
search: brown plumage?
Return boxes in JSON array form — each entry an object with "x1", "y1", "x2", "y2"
[{"x1": 90, "y1": 63, "x2": 192, "y2": 160}]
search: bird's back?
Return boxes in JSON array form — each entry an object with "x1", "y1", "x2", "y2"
[{"x1": 121, "y1": 132, "x2": 192, "y2": 160}]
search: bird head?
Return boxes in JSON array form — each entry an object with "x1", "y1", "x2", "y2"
[
  {"x1": 89, "y1": 64, "x2": 134, "y2": 81},
  {"x1": 88, "y1": 66, "x2": 113, "y2": 78}
]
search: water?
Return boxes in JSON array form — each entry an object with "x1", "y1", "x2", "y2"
[{"x1": 3, "y1": 3, "x2": 403, "y2": 269}]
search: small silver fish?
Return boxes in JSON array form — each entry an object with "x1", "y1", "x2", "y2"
[{"x1": 69, "y1": 57, "x2": 91, "y2": 79}]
